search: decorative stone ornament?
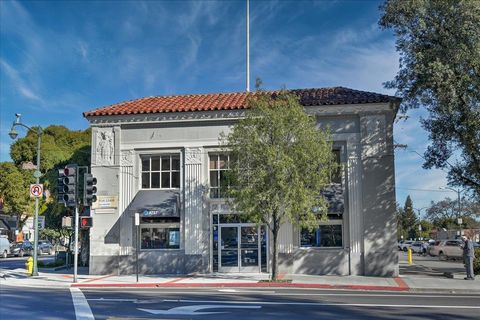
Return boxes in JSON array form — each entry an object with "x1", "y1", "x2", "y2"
[
  {"x1": 120, "y1": 150, "x2": 134, "y2": 166},
  {"x1": 185, "y1": 147, "x2": 202, "y2": 165},
  {"x1": 96, "y1": 128, "x2": 115, "y2": 165}
]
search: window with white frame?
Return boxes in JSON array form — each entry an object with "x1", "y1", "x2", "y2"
[
  {"x1": 140, "y1": 217, "x2": 180, "y2": 250},
  {"x1": 330, "y1": 149, "x2": 342, "y2": 184},
  {"x1": 301, "y1": 148, "x2": 344, "y2": 248},
  {"x1": 300, "y1": 216, "x2": 343, "y2": 248},
  {"x1": 208, "y1": 153, "x2": 233, "y2": 198},
  {"x1": 141, "y1": 155, "x2": 180, "y2": 189}
]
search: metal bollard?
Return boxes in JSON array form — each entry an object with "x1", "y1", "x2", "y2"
[{"x1": 407, "y1": 248, "x2": 413, "y2": 265}]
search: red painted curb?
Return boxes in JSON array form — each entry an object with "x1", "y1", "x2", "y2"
[
  {"x1": 393, "y1": 277, "x2": 409, "y2": 289},
  {"x1": 71, "y1": 282, "x2": 410, "y2": 291}
]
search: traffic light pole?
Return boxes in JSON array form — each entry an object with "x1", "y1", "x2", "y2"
[
  {"x1": 58, "y1": 164, "x2": 93, "y2": 283},
  {"x1": 73, "y1": 165, "x2": 90, "y2": 284},
  {"x1": 73, "y1": 205, "x2": 79, "y2": 283}
]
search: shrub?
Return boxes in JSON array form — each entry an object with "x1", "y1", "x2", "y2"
[
  {"x1": 474, "y1": 248, "x2": 480, "y2": 274},
  {"x1": 37, "y1": 259, "x2": 65, "y2": 268}
]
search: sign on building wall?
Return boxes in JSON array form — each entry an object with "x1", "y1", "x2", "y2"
[{"x1": 92, "y1": 196, "x2": 118, "y2": 209}]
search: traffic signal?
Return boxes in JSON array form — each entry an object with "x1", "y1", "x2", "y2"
[
  {"x1": 83, "y1": 173, "x2": 97, "y2": 206},
  {"x1": 57, "y1": 165, "x2": 77, "y2": 207},
  {"x1": 80, "y1": 216, "x2": 93, "y2": 228}
]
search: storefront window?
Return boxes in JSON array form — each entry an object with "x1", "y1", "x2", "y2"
[
  {"x1": 301, "y1": 222, "x2": 343, "y2": 248},
  {"x1": 141, "y1": 155, "x2": 180, "y2": 189},
  {"x1": 140, "y1": 217, "x2": 180, "y2": 249}
]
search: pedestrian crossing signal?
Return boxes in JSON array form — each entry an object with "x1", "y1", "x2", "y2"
[{"x1": 80, "y1": 217, "x2": 92, "y2": 228}]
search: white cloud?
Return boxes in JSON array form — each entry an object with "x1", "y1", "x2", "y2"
[
  {"x1": 0, "y1": 59, "x2": 45, "y2": 104},
  {"x1": 78, "y1": 41, "x2": 89, "y2": 62}
]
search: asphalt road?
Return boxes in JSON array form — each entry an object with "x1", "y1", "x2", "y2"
[{"x1": 2, "y1": 286, "x2": 480, "y2": 320}]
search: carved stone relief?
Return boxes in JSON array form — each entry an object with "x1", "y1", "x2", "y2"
[
  {"x1": 185, "y1": 147, "x2": 202, "y2": 165},
  {"x1": 120, "y1": 150, "x2": 134, "y2": 167},
  {"x1": 96, "y1": 128, "x2": 115, "y2": 165}
]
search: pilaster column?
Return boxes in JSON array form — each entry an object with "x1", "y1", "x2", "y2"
[
  {"x1": 184, "y1": 147, "x2": 206, "y2": 254},
  {"x1": 347, "y1": 139, "x2": 364, "y2": 275}
]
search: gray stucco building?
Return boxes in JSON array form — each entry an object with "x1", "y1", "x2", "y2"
[{"x1": 83, "y1": 87, "x2": 400, "y2": 277}]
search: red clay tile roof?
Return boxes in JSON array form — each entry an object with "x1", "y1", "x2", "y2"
[{"x1": 83, "y1": 87, "x2": 399, "y2": 117}]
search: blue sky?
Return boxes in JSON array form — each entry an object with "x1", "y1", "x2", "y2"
[{"x1": 0, "y1": 0, "x2": 455, "y2": 212}]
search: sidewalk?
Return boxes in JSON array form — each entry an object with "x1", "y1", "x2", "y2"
[{"x1": 1, "y1": 267, "x2": 479, "y2": 294}]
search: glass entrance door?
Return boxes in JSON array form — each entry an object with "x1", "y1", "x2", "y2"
[
  {"x1": 219, "y1": 226, "x2": 238, "y2": 272},
  {"x1": 219, "y1": 225, "x2": 261, "y2": 272},
  {"x1": 240, "y1": 226, "x2": 259, "y2": 272}
]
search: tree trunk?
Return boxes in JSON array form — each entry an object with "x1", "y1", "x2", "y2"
[{"x1": 271, "y1": 227, "x2": 279, "y2": 281}]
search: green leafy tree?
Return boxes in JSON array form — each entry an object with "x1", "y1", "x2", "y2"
[
  {"x1": 10, "y1": 125, "x2": 91, "y2": 173},
  {"x1": 419, "y1": 220, "x2": 433, "y2": 239},
  {"x1": 0, "y1": 162, "x2": 35, "y2": 228},
  {"x1": 379, "y1": 0, "x2": 480, "y2": 197},
  {"x1": 222, "y1": 91, "x2": 336, "y2": 280},
  {"x1": 402, "y1": 195, "x2": 418, "y2": 239}
]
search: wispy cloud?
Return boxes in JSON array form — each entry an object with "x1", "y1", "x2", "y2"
[{"x1": 0, "y1": 59, "x2": 45, "y2": 104}]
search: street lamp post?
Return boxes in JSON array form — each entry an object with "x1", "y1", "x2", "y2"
[
  {"x1": 440, "y1": 186, "x2": 464, "y2": 238},
  {"x1": 9, "y1": 114, "x2": 43, "y2": 277},
  {"x1": 414, "y1": 207, "x2": 427, "y2": 240}
]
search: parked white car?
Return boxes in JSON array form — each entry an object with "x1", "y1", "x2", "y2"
[
  {"x1": 0, "y1": 236, "x2": 11, "y2": 258},
  {"x1": 398, "y1": 240, "x2": 414, "y2": 252},
  {"x1": 410, "y1": 241, "x2": 429, "y2": 254},
  {"x1": 429, "y1": 239, "x2": 463, "y2": 260}
]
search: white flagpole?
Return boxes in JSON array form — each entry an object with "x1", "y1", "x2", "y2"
[{"x1": 246, "y1": 0, "x2": 250, "y2": 92}]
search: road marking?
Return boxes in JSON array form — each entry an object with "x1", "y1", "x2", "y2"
[
  {"x1": 70, "y1": 287, "x2": 95, "y2": 320},
  {"x1": 88, "y1": 298, "x2": 138, "y2": 302},
  {"x1": 138, "y1": 304, "x2": 261, "y2": 315},
  {"x1": 218, "y1": 289, "x2": 276, "y2": 294},
  {"x1": 161, "y1": 298, "x2": 480, "y2": 309}
]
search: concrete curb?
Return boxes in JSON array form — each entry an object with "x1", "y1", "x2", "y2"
[
  {"x1": 71, "y1": 281, "x2": 410, "y2": 292},
  {"x1": 408, "y1": 288, "x2": 480, "y2": 294}
]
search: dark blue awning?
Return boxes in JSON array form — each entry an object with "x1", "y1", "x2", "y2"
[{"x1": 126, "y1": 190, "x2": 179, "y2": 217}]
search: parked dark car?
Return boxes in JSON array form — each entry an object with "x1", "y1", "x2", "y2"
[
  {"x1": 38, "y1": 240, "x2": 55, "y2": 255},
  {"x1": 10, "y1": 241, "x2": 34, "y2": 257}
]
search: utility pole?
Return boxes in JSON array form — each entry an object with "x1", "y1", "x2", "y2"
[
  {"x1": 440, "y1": 186, "x2": 464, "y2": 238},
  {"x1": 246, "y1": 0, "x2": 250, "y2": 92},
  {"x1": 414, "y1": 207, "x2": 427, "y2": 239}
]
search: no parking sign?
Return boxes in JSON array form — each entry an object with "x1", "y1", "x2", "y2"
[{"x1": 30, "y1": 184, "x2": 43, "y2": 198}]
